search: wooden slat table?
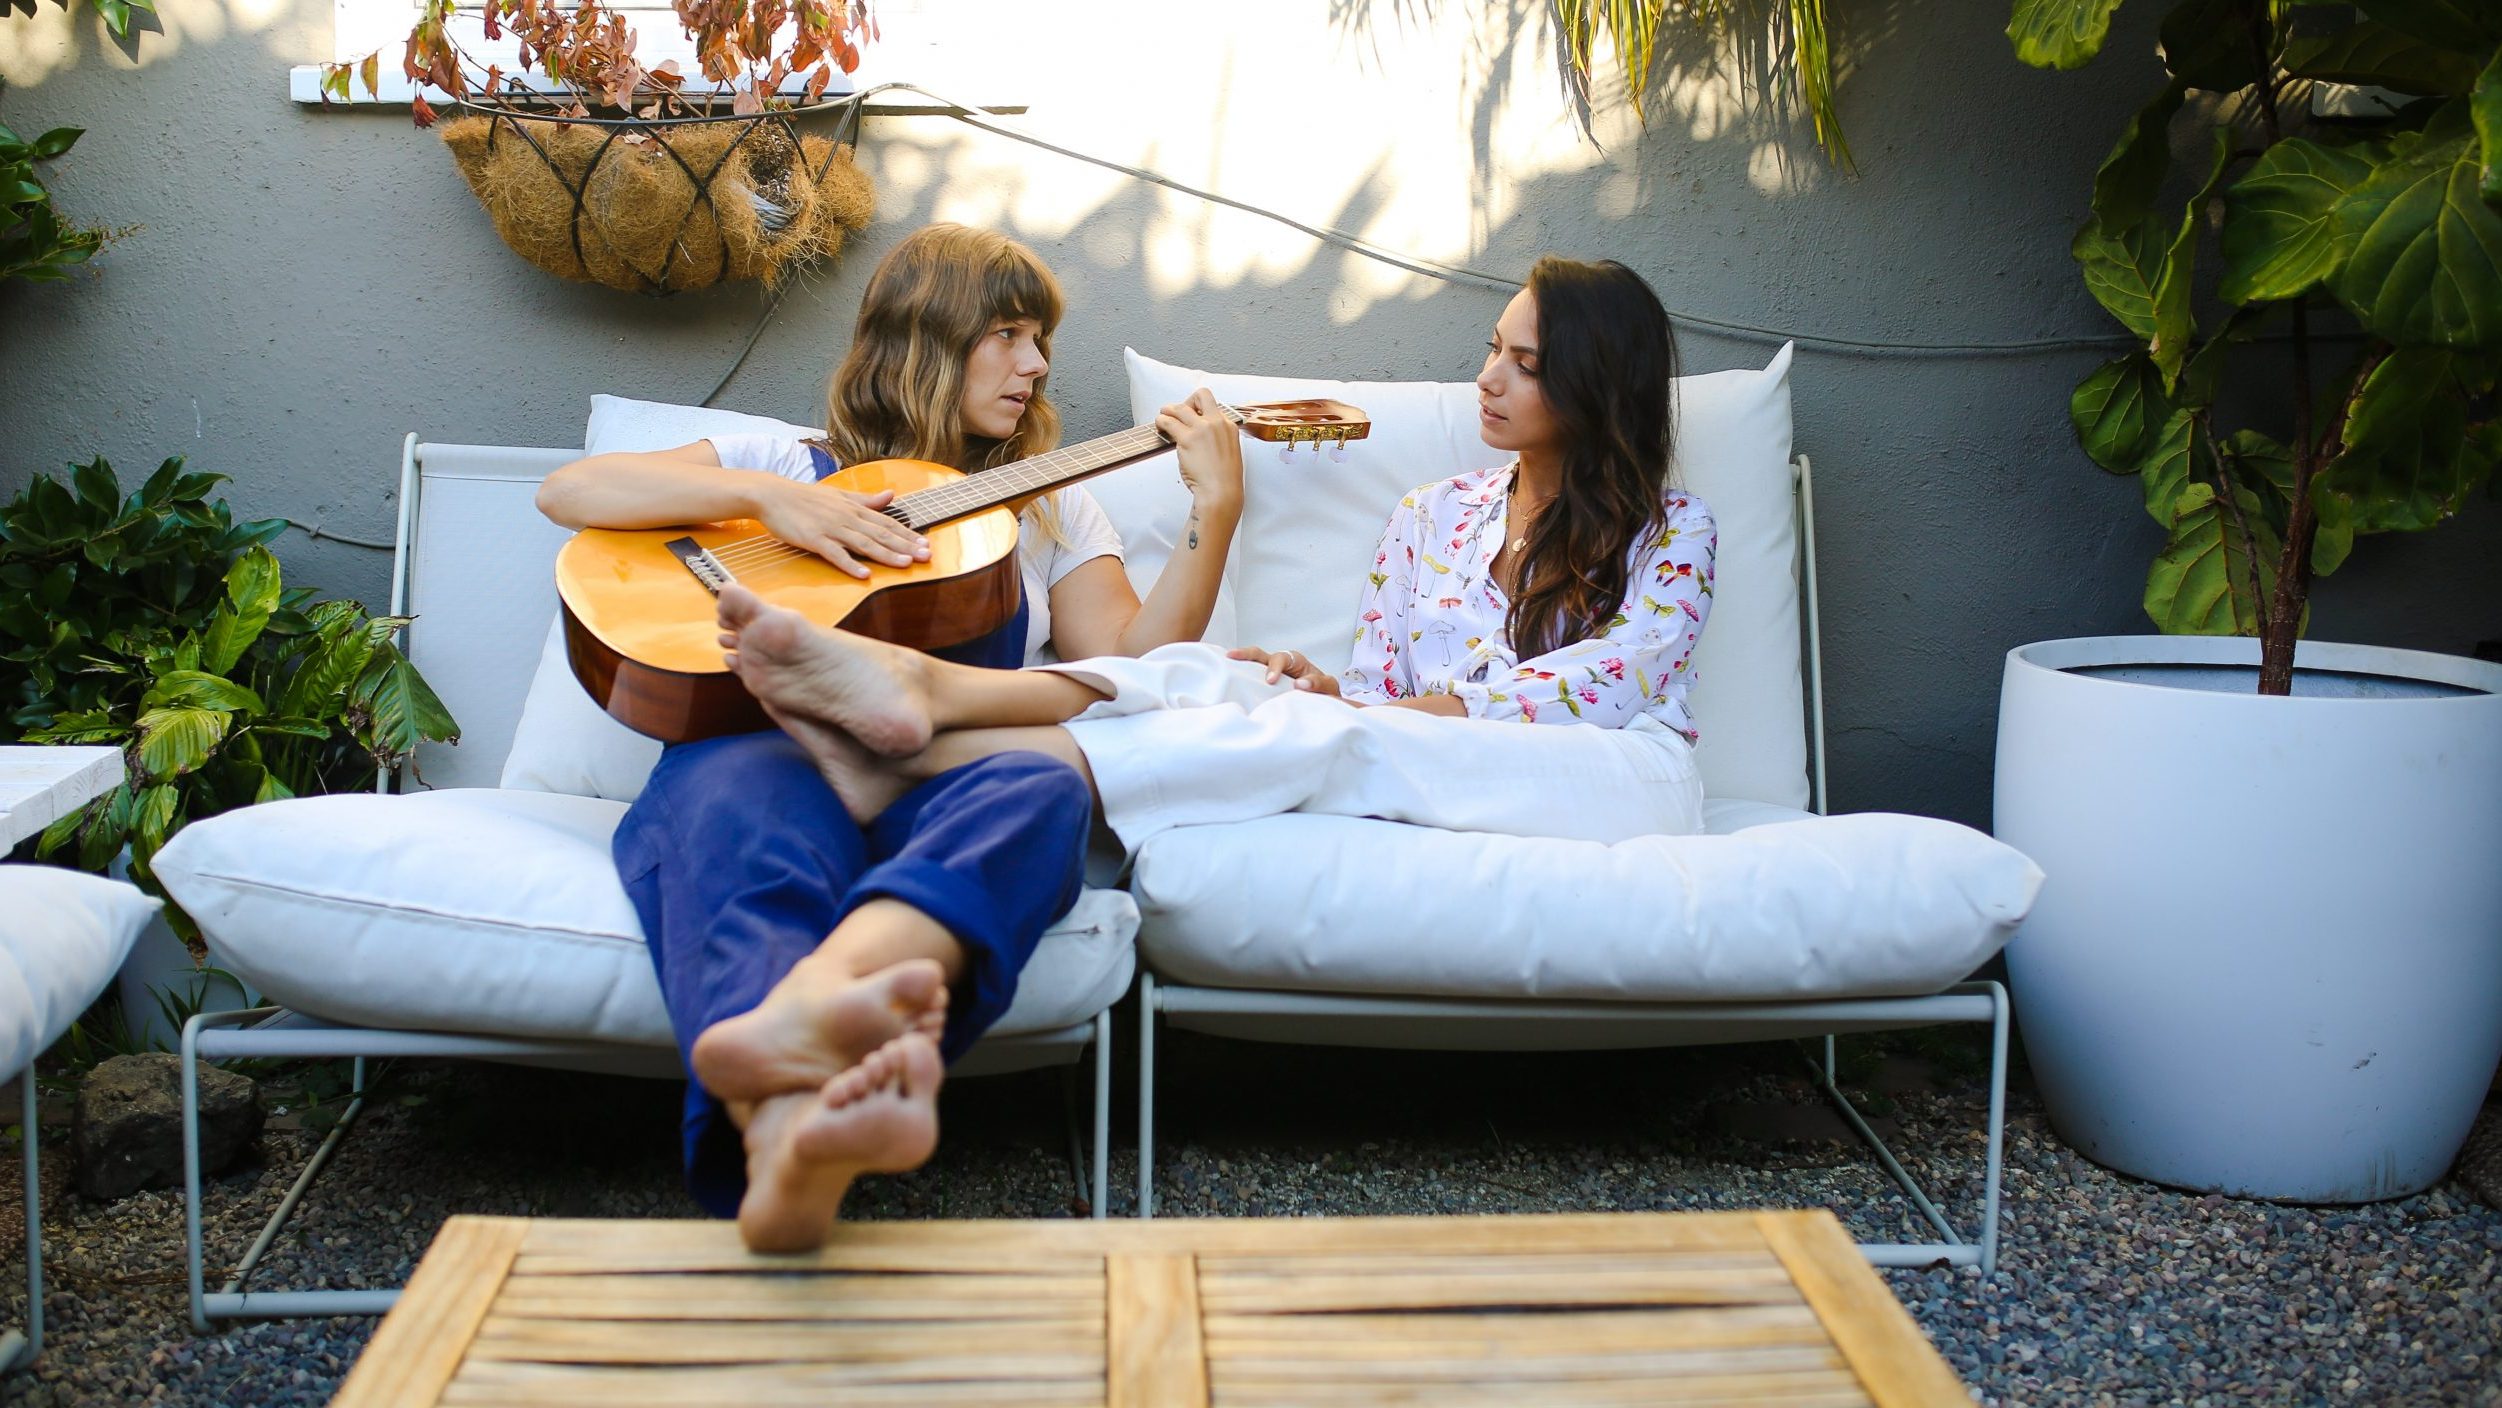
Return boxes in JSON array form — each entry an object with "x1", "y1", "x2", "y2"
[{"x1": 335, "y1": 1212, "x2": 1972, "y2": 1407}]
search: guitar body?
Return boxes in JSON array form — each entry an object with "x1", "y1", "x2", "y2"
[{"x1": 556, "y1": 457, "x2": 1022, "y2": 743}]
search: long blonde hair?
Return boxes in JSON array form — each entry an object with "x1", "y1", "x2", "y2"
[{"x1": 820, "y1": 224, "x2": 1069, "y2": 542}]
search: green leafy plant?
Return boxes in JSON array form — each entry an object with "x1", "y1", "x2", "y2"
[
  {"x1": 0, "y1": 117, "x2": 119, "y2": 285},
  {"x1": 0, "y1": 456, "x2": 460, "y2": 943},
  {"x1": 2014, "y1": 0, "x2": 2500, "y2": 692},
  {"x1": 0, "y1": 0, "x2": 161, "y2": 42}
]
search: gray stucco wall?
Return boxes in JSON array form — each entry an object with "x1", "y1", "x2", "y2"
[{"x1": 5, "y1": 0, "x2": 2495, "y2": 827}]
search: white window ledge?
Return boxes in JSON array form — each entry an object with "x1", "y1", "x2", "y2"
[
  {"x1": 296, "y1": 0, "x2": 1026, "y2": 112},
  {"x1": 286, "y1": 67, "x2": 1026, "y2": 113}
]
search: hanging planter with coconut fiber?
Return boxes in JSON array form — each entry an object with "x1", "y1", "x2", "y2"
[
  {"x1": 441, "y1": 103, "x2": 873, "y2": 294},
  {"x1": 319, "y1": 0, "x2": 879, "y2": 293}
]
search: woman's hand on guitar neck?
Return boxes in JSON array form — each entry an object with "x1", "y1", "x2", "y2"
[
  {"x1": 755, "y1": 477, "x2": 933, "y2": 579},
  {"x1": 1157, "y1": 389, "x2": 1246, "y2": 520}
]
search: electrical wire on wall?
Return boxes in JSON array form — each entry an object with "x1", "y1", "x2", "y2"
[{"x1": 694, "y1": 76, "x2": 2150, "y2": 413}]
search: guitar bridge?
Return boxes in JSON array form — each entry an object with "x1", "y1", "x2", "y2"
[{"x1": 665, "y1": 537, "x2": 735, "y2": 597}]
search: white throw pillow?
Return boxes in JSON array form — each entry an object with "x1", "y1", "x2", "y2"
[
  {"x1": 501, "y1": 618, "x2": 667, "y2": 802},
  {"x1": 500, "y1": 395, "x2": 825, "y2": 802},
  {"x1": 151, "y1": 789, "x2": 1138, "y2": 1046},
  {"x1": 1130, "y1": 809, "x2": 2040, "y2": 1002},
  {"x1": 0, "y1": 865, "x2": 160, "y2": 1078},
  {"x1": 583, "y1": 392, "x2": 821, "y2": 458},
  {"x1": 1117, "y1": 345, "x2": 1807, "y2": 810}
]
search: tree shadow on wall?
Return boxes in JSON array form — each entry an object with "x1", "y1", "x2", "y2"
[{"x1": 1325, "y1": 0, "x2": 1912, "y2": 182}]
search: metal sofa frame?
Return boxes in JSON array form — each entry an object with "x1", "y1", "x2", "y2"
[{"x1": 1132, "y1": 457, "x2": 2011, "y2": 1273}]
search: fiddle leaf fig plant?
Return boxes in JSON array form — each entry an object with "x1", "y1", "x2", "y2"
[
  {"x1": 0, "y1": 456, "x2": 459, "y2": 945},
  {"x1": 2015, "y1": 0, "x2": 2502, "y2": 693}
]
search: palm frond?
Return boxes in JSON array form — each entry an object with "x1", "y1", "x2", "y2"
[{"x1": 1551, "y1": 0, "x2": 1853, "y2": 172}]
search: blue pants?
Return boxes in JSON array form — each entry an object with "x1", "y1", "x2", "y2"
[{"x1": 611, "y1": 615, "x2": 1092, "y2": 1214}]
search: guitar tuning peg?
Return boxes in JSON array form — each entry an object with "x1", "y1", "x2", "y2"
[
  {"x1": 1326, "y1": 441, "x2": 1349, "y2": 463},
  {"x1": 1277, "y1": 441, "x2": 1301, "y2": 463}
]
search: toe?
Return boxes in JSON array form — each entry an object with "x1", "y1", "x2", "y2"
[{"x1": 718, "y1": 584, "x2": 763, "y2": 631}]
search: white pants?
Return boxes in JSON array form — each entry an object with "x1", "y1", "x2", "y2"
[{"x1": 1039, "y1": 644, "x2": 1705, "y2": 858}]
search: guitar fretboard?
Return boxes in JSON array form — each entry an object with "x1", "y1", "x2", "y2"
[{"x1": 883, "y1": 411, "x2": 1244, "y2": 531}]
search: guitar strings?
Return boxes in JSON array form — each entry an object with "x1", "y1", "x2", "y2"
[{"x1": 677, "y1": 409, "x2": 1350, "y2": 579}]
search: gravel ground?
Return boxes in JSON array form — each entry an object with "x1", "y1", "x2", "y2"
[{"x1": 2, "y1": 1022, "x2": 2497, "y2": 1406}]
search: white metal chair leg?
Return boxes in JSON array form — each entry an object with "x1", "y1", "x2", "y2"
[
  {"x1": 1057, "y1": 1011, "x2": 1115, "y2": 1218},
  {"x1": 1137, "y1": 973, "x2": 1157, "y2": 1219},
  {"x1": 1806, "y1": 980, "x2": 2009, "y2": 1274},
  {"x1": 2, "y1": 1072, "x2": 42, "y2": 1371},
  {"x1": 1092, "y1": 1008, "x2": 1111, "y2": 1220},
  {"x1": 1980, "y1": 980, "x2": 2009, "y2": 1275}
]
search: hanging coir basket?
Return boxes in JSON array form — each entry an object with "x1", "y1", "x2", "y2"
[{"x1": 439, "y1": 102, "x2": 875, "y2": 295}]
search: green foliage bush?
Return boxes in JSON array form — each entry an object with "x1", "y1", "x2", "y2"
[{"x1": 0, "y1": 456, "x2": 459, "y2": 941}]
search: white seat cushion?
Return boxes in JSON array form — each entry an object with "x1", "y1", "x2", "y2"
[
  {"x1": 0, "y1": 865, "x2": 160, "y2": 1078},
  {"x1": 151, "y1": 789, "x2": 1136, "y2": 1048},
  {"x1": 1129, "y1": 811, "x2": 2040, "y2": 1003}
]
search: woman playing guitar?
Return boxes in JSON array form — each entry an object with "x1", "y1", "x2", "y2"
[{"x1": 534, "y1": 223, "x2": 1245, "y2": 1250}]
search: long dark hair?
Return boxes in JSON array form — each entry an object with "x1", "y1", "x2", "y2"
[{"x1": 1505, "y1": 256, "x2": 1680, "y2": 661}]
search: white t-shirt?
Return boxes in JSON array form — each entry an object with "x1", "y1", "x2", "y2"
[{"x1": 705, "y1": 432, "x2": 1125, "y2": 665}]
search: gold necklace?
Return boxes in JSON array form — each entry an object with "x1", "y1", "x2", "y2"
[{"x1": 1506, "y1": 482, "x2": 1554, "y2": 555}]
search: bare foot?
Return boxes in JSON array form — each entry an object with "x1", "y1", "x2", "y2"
[
  {"x1": 692, "y1": 957, "x2": 949, "y2": 1106},
  {"x1": 718, "y1": 585, "x2": 936, "y2": 757},
  {"x1": 758, "y1": 697, "x2": 914, "y2": 825},
  {"x1": 736, "y1": 1032, "x2": 945, "y2": 1252}
]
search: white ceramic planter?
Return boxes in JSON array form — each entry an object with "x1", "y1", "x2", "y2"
[{"x1": 1995, "y1": 636, "x2": 2502, "y2": 1202}]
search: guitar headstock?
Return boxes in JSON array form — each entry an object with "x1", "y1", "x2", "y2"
[{"x1": 1231, "y1": 400, "x2": 1371, "y2": 445}]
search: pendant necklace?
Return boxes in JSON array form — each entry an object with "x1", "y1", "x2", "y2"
[{"x1": 1507, "y1": 478, "x2": 1553, "y2": 555}]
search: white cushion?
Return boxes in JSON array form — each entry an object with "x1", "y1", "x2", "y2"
[
  {"x1": 0, "y1": 865, "x2": 159, "y2": 1078},
  {"x1": 151, "y1": 789, "x2": 1136, "y2": 1047},
  {"x1": 497, "y1": 397, "x2": 824, "y2": 803},
  {"x1": 583, "y1": 392, "x2": 821, "y2": 458},
  {"x1": 1129, "y1": 811, "x2": 2040, "y2": 1002},
  {"x1": 1117, "y1": 346, "x2": 1806, "y2": 809},
  {"x1": 500, "y1": 618, "x2": 666, "y2": 802}
]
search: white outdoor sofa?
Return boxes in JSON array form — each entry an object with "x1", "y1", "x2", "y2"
[{"x1": 152, "y1": 343, "x2": 2041, "y2": 1329}]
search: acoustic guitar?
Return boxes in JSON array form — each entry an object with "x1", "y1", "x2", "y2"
[{"x1": 556, "y1": 400, "x2": 1369, "y2": 742}]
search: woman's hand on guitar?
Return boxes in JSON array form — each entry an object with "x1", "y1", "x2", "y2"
[
  {"x1": 755, "y1": 479, "x2": 932, "y2": 579},
  {"x1": 1228, "y1": 645, "x2": 1342, "y2": 695},
  {"x1": 1158, "y1": 389, "x2": 1245, "y2": 515}
]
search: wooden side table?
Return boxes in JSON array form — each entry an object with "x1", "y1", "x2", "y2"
[
  {"x1": 0, "y1": 745, "x2": 124, "y2": 853},
  {"x1": 338, "y1": 1210, "x2": 1973, "y2": 1406}
]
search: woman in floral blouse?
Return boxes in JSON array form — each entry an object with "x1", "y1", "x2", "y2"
[{"x1": 715, "y1": 254, "x2": 1718, "y2": 854}]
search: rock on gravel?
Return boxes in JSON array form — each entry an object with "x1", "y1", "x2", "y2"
[{"x1": 72, "y1": 1054, "x2": 261, "y2": 1201}]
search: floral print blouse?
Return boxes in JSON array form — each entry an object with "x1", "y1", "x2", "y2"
[{"x1": 1338, "y1": 465, "x2": 1717, "y2": 740}]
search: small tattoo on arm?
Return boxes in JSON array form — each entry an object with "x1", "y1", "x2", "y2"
[{"x1": 1187, "y1": 510, "x2": 1200, "y2": 550}]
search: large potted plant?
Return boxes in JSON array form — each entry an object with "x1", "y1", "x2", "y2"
[
  {"x1": 325, "y1": 0, "x2": 877, "y2": 293},
  {"x1": 1992, "y1": 0, "x2": 2502, "y2": 1199},
  {"x1": 0, "y1": 457, "x2": 459, "y2": 1044}
]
